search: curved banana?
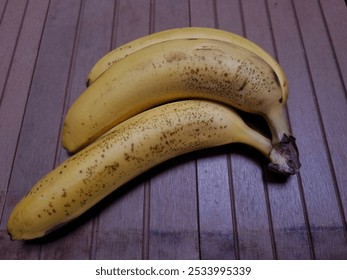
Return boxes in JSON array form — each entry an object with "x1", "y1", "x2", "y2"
[
  {"x1": 8, "y1": 100, "x2": 297, "y2": 240},
  {"x1": 86, "y1": 27, "x2": 287, "y2": 100},
  {"x1": 63, "y1": 38, "x2": 298, "y2": 163}
]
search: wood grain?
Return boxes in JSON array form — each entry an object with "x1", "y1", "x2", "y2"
[
  {"x1": 0, "y1": 0, "x2": 27, "y2": 101},
  {"x1": 0, "y1": 0, "x2": 346, "y2": 260},
  {"x1": 1, "y1": 0, "x2": 81, "y2": 259}
]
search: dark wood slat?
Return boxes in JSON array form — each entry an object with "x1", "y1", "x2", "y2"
[
  {"x1": 0, "y1": 0, "x2": 81, "y2": 259},
  {"x1": 319, "y1": 0, "x2": 347, "y2": 220},
  {"x1": 0, "y1": 0, "x2": 27, "y2": 101},
  {"x1": 62, "y1": 0, "x2": 117, "y2": 108},
  {"x1": 93, "y1": 185, "x2": 146, "y2": 260},
  {"x1": 320, "y1": 0, "x2": 347, "y2": 94},
  {"x1": 293, "y1": 0, "x2": 347, "y2": 259},
  {"x1": 148, "y1": 0, "x2": 199, "y2": 260},
  {"x1": 216, "y1": 0, "x2": 243, "y2": 35},
  {"x1": 189, "y1": 0, "x2": 216, "y2": 27},
  {"x1": 92, "y1": 0, "x2": 151, "y2": 260},
  {"x1": 229, "y1": 149, "x2": 274, "y2": 260},
  {"x1": 0, "y1": 0, "x2": 50, "y2": 259},
  {"x1": 112, "y1": 0, "x2": 151, "y2": 46},
  {"x1": 0, "y1": 0, "x2": 8, "y2": 24},
  {"x1": 0, "y1": 0, "x2": 49, "y2": 222},
  {"x1": 190, "y1": 0, "x2": 236, "y2": 260},
  {"x1": 153, "y1": 0, "x2": 190, "y2": 32},
  {"x1": 261, "y1": 0, "x2": 313, "y2": 259},
  {"x1": 149, "y1": 158, "x2": 200, "y2": 259},
  {"x1": 196, "y1": 150, "x2": 236, "y2": 260}
]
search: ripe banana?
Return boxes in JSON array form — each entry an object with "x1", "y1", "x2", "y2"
[
  {"x1": 86, "y1": 27, "x2": 287, "y2": 99},
  {"x1": 8, "y1": 100, "x2": 297, "y2": 240},
  {"x1": 63, "y1": 38, "x2": 298, "y2": 165}
]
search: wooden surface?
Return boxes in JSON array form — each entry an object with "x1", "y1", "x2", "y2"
[{"x1": 0, "y1": 0, "x2": 346, "y2": 260}]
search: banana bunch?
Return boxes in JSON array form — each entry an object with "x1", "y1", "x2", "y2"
[
  {"x1": 64, "y1": 35, "x2": 290, "y2": 153},
  {"x1": 7, "y1": 28, "x2": 300, "y2": 240}
]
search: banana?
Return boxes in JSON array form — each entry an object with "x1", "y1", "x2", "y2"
[
  {"x1": 63, "y1": 38, "x2": 298, "y2": 165},
  {"x1": 86, "y1": 27, "x2": 287, "y2": 99},
  {"x1": 8, "y1": 100, "x2": 297, "y2": 240}
]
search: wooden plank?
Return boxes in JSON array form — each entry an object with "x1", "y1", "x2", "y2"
[
  {"x1": 153, "y1": 0, "x2": 190, "y2": 32},
  {"x1": 216, "y1": 0, "x2": 243, "y2": 36},
  {"x1": 149, "y1": 158, "x2": 200, "y2": 259},
  {"x1": 0, "y1": 0, "x2": 49, "y2": 221},
  {"x1": 0, "y1": 0, "x2": 27, "y2": 101},
  {"x1": 320, "y1": 0, "x2": 347, "y2": 92},
  {"x1": 92, "y1": 0, "x2": 151, "y2": 260},
  {"x1": 112, "y1": 0, "x2": 151, "y2": 46},
  {"x1": 319, "y1": 0, "x2": 347, "y2": 221},
  {"x1": 229, "y1": 146, "x2": 274, "y2": 260},
  {"x1": 189, "y1": 0, "x2": 216, "y2": 27},
  {"x1": 61, "y1": 0, "x2": 116, "y2": 108},
  {"x1": 196, "y1": 148, "x2": 236, "y2": 260},
  {"x1": 0, "y1": 0, "x2": 8, "y2": 24},
  {"x1": 93, "y1": 183, "x2": 146, "y2": 260},
  {"x1": 148, "y1": 0, "x2": 199, "y2": 260},
  {"x1": 0, "y1": 0, "x2": 82, "y2": 259},
  {"x1": 0, "y1": 0, "x2": 50, "y2": 260},
  {"x1": 263, "y1": 0, "x2": 313, "y2": 259},
  {"x1": 190, "y1": 0, "x2": 236, "y2": 260},
  {"x1": 293, "y1": 0, "x2": 347, "y2": 259}
]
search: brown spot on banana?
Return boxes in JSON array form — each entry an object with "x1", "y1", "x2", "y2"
[
  {"x1": 238, "y1": 78, "x2": 248, "y2": 92},
  {"x1": 164, "y1": 52, "x2": 187, "y2": 63}
]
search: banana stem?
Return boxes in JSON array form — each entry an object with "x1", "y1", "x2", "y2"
[
  {"x1": 238, "y1": 123, "x2": 300, "y2": 175},
  {"x1": 261, "y1": 105, "x2": 301, "y2": 174},
  {"x1": 238, "y1": 125, "x2": 273, "y2": 158},
  {"x1": 264, "y1": 105, "x2": 291, "y2": 145}
]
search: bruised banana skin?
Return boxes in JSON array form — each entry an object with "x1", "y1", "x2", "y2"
[
  {"x1": 86, "y1": 27, "x2": 287, "y2": 99},
  {"x1": 63, "y1": 39, "x2": 296, "y2": 160},
  {"x1": 8, "y1": 100, "x2": 296, "y2": 240}
]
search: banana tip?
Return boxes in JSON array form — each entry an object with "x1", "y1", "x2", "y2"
[{"x1": 7, "y1": 227, "x2": 21, "y2": 241}]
